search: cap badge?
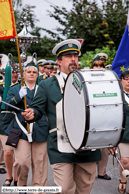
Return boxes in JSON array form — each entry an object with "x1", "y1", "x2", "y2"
[{"x1": 68, "y1": 43, "x2": 72, "y2": 47}]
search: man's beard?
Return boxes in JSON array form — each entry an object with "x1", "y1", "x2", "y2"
[{"x1": 68, "y1": 62, "x2": 77, "y2": 72}]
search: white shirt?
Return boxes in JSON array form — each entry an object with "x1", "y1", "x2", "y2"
[
  {"x1": 11, "y1": 80, "x2": 18, "y2": 85},
  {"x1": 43, "y1": 72, "x2": 48, "y2": 78},
  {"x1": 39, "y1": 72, "x2": 44, "y2": 76},
  {"x1": 61, "y1": 71, "x2": 67, "y2": 80},
  {"x1": 25, "y1": 82, "x2": 35, "y2": 90}
]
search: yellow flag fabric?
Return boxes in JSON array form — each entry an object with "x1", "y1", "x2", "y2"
[{"x1": 0, "y1": 0, "x2": 15, "y2": 40}]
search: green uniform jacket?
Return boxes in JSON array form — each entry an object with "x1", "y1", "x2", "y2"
[
  {"x1": 30, "y1": 76, "x2": 101, "y2": 164},
  {"x1": 0, "y1": 82, "x2": 14, "y2": 135},
  {"x1": 38, "y1": 74, "x2": 44, "y2": 82},
  {"x1": 38, "y1": 74, "x2": 48, "y2": 82},
  {"x1": 5, "y1": 84, "x2": 49, "y2": 142},
  {"x1": 120, "y1": 99, "x2": 129, "y2": 143}
]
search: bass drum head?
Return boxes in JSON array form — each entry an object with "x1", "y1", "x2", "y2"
[{"x1": 63, "y1": 71, "x2": 87, "y2": 150}]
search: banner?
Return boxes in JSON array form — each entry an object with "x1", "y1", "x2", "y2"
[
  {"x1": 111, "y1": 25, "x2": 129, "y2": 78},
  {"x1": 0, "y1": 0, "x2": 15, "y2": 40}
]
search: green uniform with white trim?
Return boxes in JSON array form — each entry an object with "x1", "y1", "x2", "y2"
[{"x1": 30, "y1": 76, "x2": 101, "y2": 164}]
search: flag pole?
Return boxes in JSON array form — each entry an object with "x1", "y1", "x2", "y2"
[{"x1": 10, "y1": 0, "x2": 30, "y2": 134}]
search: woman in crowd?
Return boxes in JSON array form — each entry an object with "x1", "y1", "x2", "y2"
[
  {"x1": 117, "y1": 68, "x2": 129, "y2": 194},
  {"x1": 90, "y1": 57, "x2": 105, "y2": 69},
  {"x1": 5, "y1": 62, "x2": 48, "y2": 194}
]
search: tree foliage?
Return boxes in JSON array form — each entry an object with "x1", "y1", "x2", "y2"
[
  {"x1": 102, "y1": 0, "x2": 127, "y2": 49},
  {"x1": 0, "y1": 2, "x2": 42, "y2": 59},
  {"x1": 80, "y1": 46, "x2": 116, "y2": 68},
  {"x1": 28, "y1": 36, "x2": 57, "y2": 61},
  {"x1": 44, "y1": 0, "x2": 127, "y2": 55},
  {"x1": 0, "y1": 0, "x2": 128, "y2": 62}
]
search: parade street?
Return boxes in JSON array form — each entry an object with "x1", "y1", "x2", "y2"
[{"x1": 0, "y1": 154, "x2": 129, "y2": 194}]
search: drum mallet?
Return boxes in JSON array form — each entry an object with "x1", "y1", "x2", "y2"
[
  {"x1": 0, "y1": 96, "x2": 25, "y2": 112},
  {"x1": 114, "y1": 151, "x2": 129, "y2": 179}
]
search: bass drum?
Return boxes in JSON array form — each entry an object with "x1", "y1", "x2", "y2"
[{"x1": 63, "y1": 69, "x2": 125, "y2": 151}]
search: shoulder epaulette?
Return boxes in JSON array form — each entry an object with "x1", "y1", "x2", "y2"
[
  {"x1": 18, "y1": 79, "x2": 21, "y2": 84},
  {"x1": 10, "y1": 82, "x2": 19, "y2": 88},
  {"x1": 0, "y1": 82, "x2": 4, "y2": 85},
  {"x1": 43, "y1": 74, "x2": 46, "y2": 79}
]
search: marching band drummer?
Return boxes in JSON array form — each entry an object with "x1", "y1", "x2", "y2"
[
  {"x1": 91, "y1": 57, "x2": 111, "y2": 181},
  {"x1": 5, "y1": 62, "x2": 49, "y2": 194},
  {"x1": 22, "y1": 39, "x2": 101, "y2": 194},
  {"x1": 117, "y1": 67, "x2": 129, "y2": 194}
]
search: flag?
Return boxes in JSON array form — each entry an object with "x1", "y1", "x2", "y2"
[
  {"x1": 76, "y1": 39, "x2": 84, "y2": 56},
  {"x1": 76, "y1": 39, "x2": 84, "y2": 45},
  {"x1": 111, "y1": 25, "x2": 129, "y2": 78},
  {"x1": 0, "y1": 0, "x2": 15, "y2": 40}
]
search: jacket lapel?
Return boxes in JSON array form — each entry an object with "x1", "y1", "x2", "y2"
[{"x1": 26, "y1": 87, "x2": 34, "y2": 101}]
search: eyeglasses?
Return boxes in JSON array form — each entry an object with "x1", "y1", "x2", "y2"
[{"x1": 123, "y1": 77, "x2": 129, "y2": 81}]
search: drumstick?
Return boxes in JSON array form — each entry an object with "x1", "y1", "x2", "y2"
[
  {"x1": 113, "y1": 152, "x2": 129, "y2": 178},
  {"x1": 0, "y1": 96, "x2": 25, "y2": 112}
]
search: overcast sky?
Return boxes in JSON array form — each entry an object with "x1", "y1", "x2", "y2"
[{"x1": 22, "y1": 0, "x2": 73, "y2": 37}]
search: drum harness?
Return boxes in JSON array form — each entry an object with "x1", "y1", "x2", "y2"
[
  {"x1": 49, "y1": 73, "x2": 76, "y2": 153},
  {"x1": 1, "y1": 85, "x2": 38, "y2": 143},
  {"x1": 124, "y1": 92, "x2": 129, "y2": 105},
  {"x1": 49, "y1": 73, "x2": 64, "y2": 134}
]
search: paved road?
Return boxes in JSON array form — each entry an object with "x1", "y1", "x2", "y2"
[{"x1": 0, "y1": 154, "x2": 129, "y2": 194}]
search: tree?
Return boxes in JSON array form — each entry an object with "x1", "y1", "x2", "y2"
[
  {"x1": 80, "y1": 46, "x2": 116, "y2": 68},
  {"x1": 44, "y1": 0, "x2": 108, "y2": 54},
  {"x1": 28, "y1": 35, "x2": 57, "y2": 61},
  {"x1": 0, "y1": 1, "x2": 58, "y2": 61},
  {"x1": 16, "y1": 4, "x2": 39, "y2": 33},
  {"x1": 12, "y1": 0, "x2": 22, "y2": 8},
  {"x1": 0, "y1": 2, "x2": 42, "y2": 59},
  {"x1": 102, "y1": 0, "x2": 127, "y2": 49},
  {"x1": 43, "y1": 0, "x2": 127, "y2": 54}
]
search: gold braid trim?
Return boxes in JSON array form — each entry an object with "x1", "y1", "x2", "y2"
[{"x1": 11, "y1": 97, "x2": 17, "y2": 104}]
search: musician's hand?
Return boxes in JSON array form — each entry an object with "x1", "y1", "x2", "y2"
[
  {"x1": 49, "y1": 72, "x2": 54, "y2": 78},
  {"x1": 108, "y1": 147, "x2": 116, "y2": 155},
  {"x1": 21, "y1": 108, "x2": 34, "y2": 120},
  {"x1": 19, "y1": 86, "x2": 27, "y2": 99}
]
